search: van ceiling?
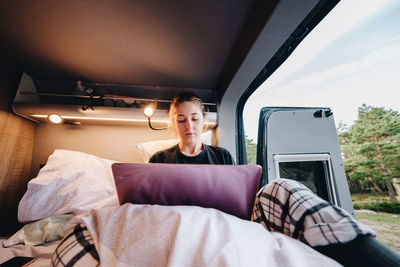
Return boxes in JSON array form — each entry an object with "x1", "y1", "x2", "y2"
[{"x1": 0, "y1": 0, "x2": 279, "y2": 106}]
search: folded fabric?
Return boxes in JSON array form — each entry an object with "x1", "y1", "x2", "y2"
[{"x1": 3, "y1": 214, "x2": 74, "y2": 247}]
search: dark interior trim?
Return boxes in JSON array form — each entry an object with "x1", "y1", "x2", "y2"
[
  {"x1": 235, "y1": 0, "x2": 340, "y2": 165},
  {"x1": 216, "y1": 0, "x2": 280, "y2": 102}
]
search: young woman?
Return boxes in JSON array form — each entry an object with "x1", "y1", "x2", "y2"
[
  {"x1": 149, "y1": 92, "x2": 234, "y2": 164},
  {"x1": 150, "y1": 92, "x2": 400, "y2": 266}
]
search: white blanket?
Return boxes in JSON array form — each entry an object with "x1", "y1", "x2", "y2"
[{"x1": 66, "y1": 204, "x2": 341, "y2": 267}]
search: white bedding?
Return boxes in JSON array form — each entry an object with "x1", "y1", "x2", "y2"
[
  {"x1": 64, "y1": 204, "x2": 341, "y2": 267},
  {"x1": 11, "y1": 150, "x2": 342, "y2": 266},
  {"x1": 18, "y1": 149, "x2": 119, "y2": 222}
]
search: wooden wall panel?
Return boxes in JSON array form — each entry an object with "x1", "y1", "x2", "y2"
[
  {"x1": 0, "y1": 62, "x2": 35, "y2": 236},
  {"x1": 0, "y1": 111, "x2": 35, "y2": 235}
]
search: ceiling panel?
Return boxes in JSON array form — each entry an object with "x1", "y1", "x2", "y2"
[{"x1": 0, "y1": 0, "x2": 277, "y2": 103}]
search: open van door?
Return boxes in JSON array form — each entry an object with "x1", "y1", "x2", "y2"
[{"x1": 256, "y1": 107, "x2": 354, "y2": 215}]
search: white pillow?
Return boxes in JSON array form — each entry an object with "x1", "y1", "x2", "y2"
[
  {"x1": 18, "y1": 149, "x2": 119, "y2": 223},
  {"x1": 136, "y1": 130, "x2": 213, "y2": 162}
]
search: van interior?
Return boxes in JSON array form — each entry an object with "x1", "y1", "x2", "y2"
[{"x1": 0, "y1": 0, "x2": 351, "y2": 241}]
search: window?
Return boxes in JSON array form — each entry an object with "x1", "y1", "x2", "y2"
[
  {"x1": 274, "y1": 154, "x2": 337, "y2": 204},
  {"x1": 244, "y1": 0, "x2": 400, "y2": 160}
]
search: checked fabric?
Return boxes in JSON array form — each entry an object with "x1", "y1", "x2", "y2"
[
  {"x1": 252, "y1": 178, "x2": 375, "y2": 247},
  {"x1": 52, "y1": 224, "x2": 100, "y2": 267}
]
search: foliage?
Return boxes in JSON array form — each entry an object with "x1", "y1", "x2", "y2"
[
  {"x1": 339, "y1": 104, "x2": 400, "y2": 201},
  {"x1": 245, "y1": 136, "x2": 257, "y2": 165},
  {"x1": 353, "y1": 201, "x2": 400, "y2": 214}
]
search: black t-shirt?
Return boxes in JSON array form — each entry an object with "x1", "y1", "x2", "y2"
[{"x1": 149, "y1": 144, "x2": 235, "y2": 165}]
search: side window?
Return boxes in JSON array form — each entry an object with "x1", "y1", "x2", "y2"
[{"x1": 273, "y1": 154, "x2": 337, "y2": 204}]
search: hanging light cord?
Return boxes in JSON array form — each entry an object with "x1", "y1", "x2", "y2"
[{"x1": 147, "y1": 117, "x2": 168, "y2": 130}]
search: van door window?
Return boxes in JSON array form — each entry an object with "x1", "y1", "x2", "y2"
[
  {"x1": 254, "y1": 108, "x2": 352, "y2": 212},
  {"x1": 273, "y1": 154, "x2": 337, "y2": 204}
]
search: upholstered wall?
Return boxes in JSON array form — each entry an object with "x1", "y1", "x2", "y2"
[
  {"x1": 0, "y1": 62, "x2": 35, "y2": 235},
  {"x1": 31, "y1": 123, "x2": 176, "y2": 177}
]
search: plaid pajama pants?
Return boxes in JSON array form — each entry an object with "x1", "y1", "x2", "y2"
[
  {"x1": 252, "y1": 178, "x2": 374, "y2": 247},
  {"x1": 52, "y1": 224, "x2": 100, "y2": 266}
]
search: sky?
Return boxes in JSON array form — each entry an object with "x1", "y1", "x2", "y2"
[{"x1": 243, "y1": 0, "x2": 400, "y2": 142}]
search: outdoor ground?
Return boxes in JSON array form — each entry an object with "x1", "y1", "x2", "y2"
[
  {"x1": 355, "y1": 210, "x2": 400, "y2": 254},
  {"x1": 352, "y1": 193, "x2": 400, "y2": 254}
]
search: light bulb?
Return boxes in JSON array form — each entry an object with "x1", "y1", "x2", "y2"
[
  {"x1": 144, "y1": 106, "x2": 154, "y2": 117},
  {"x1": 48, "y1": 113, "x2": 63, "y2": 124}
]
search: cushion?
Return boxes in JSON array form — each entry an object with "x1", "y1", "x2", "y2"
[
  {"x1": 111, "y1": 163, "x2": 262, "y2": 220},
  {"x1": 18, "y1": 149, "x2": 120, "y2": 223},
  {"x1": 3, "y1": 215, "x2": 74, "y2": 247},
  {"x1": 135, "y1": 130, "x2": 212, "y2": 162}
]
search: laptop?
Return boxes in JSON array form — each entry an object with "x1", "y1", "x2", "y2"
[{"x1": 112, "y1": 163, "x2": 262, "y2": 220}]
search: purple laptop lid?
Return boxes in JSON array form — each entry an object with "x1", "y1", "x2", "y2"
[{"x1": 112, "y1": 163, "x2": 262, "y2": 220}]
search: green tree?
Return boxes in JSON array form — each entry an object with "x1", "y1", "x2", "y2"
[
  {"x1": 245, "y1": 136, "x2": 257, "y2": 165},
  {"x1": 339, "y1": 104, "x2": 400, "y2": 202}
]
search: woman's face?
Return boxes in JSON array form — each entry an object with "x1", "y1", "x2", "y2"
[{"x1": 173, "y1": 101, "x2": 204, "y2": 146}]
